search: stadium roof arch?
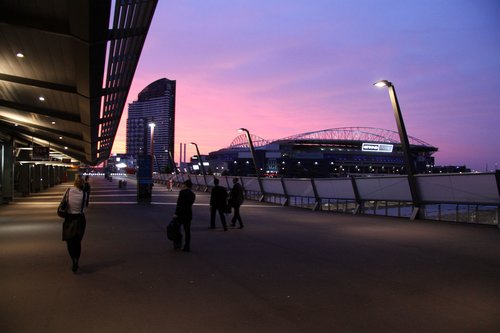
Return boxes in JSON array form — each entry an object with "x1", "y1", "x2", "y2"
[
  {"x1": 227, "y1": 127, "x2": 435, "y2": 150},
  {"x1": 0, "y1": 0, "x2": 158, "y2": 165},
  {"x1": 280, "y1": 127, "x2": 434, "y2": 147},
  {"x1": 230, "y1": 133, "x2": 270, "y2": 149}
]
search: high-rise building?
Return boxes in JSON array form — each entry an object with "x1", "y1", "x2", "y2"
[{"x1": 126, "y1": 78, "x2": 176, "y2": 172}]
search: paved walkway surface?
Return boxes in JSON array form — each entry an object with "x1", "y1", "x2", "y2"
[{"x1": 1, "y1": 176, "x2": 500, "y2": 333}]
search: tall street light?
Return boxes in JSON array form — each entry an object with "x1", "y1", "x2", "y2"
[
  {"x1": 148, "y1": 121, "x2": 156, "y2": 201},
  {"x1": 165, "y1": 149, "x2": 177, "y2": 174},
  {"x1": 238, "y1": 128, "x2": 264, "y2": 200},
  {"x1": 374, "y1": 80, "x2": 420, "y2": 219},
  {"x1": 149, "y1": 121, "x2": 156, "y2": 176},
  {"x1": 238, "y1": 128, "x2": 260, "y2": 177},
  {"x1": 190, "y1": 142, "x2": 208, "y2": 189}
]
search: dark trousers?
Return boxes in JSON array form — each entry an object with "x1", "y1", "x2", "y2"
[
  {"x1": 180, "y1": 219, "x2": 191, "y2": 250},
  {"x1": 64, "y1": 214, "x2": 86, "y2": 262},
  {"x1": 66, "y1": 238, "x2": 81, "y2": 262},
  {"x1": 210, "y1": 207, "x2": 227, "y2": 229},
  {"x1": 231, "y1": 205, "x2": 243, "y2": 227}
]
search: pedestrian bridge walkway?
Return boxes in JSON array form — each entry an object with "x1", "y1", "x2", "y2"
[{"x1": 1, "y1": 176, "x2": 499, "y2": 332}]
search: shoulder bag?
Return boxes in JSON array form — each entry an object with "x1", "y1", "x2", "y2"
[{"x1": 57, "y1": 189, "x2": 70, "y2": 218}]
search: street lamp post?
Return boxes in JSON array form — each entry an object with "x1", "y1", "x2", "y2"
[
  {"x1": 238, "y1": 128, "x2": 264, "y2": 201},
  {"x1": 149, "y1": 122, "x2": 156, "y2": 176},
  {"x1": 374, "y1": 80, "x2": 420, "y2": 219},
  {"x1": 190, "y1": 142, "x2": 208, "y2": 190},
  {"x1": 149, "y1": 122, "x2": 156, "y2": 197},
  {"x1": 238, "y1": 128, "x2": 260, "y2": 177},
  {"x1": 166, "y1": 150, "x2": 177, "y2": 174}
]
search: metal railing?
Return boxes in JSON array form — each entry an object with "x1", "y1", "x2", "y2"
[{"x1": 153, "y1": 171, "x2": 500, "y2": 227}]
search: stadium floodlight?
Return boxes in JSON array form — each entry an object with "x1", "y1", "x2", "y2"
[{"x1": 374, "y1": 80, "x2": 420, "y2": 219}]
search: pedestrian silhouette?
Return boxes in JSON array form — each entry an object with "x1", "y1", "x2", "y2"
[
  {"x1": 229, "y1": 177, "x2": 244, "y2": 229},
  {"x1": 209, "y1": 178, "x2": 228, "y2": 231},
  {"x1": 174, "y1": 179, "x2": 196, "y2": 251}
]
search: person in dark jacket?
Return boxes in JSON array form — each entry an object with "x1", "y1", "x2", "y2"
[
  {"x1": 209, "y1": 178, "x2": 228, "y2": 231},
  {"x1": 83, "y1": 175, "x2": 91, "y2": 207},
  {"x1": 229, "y1": 177, "x2": 244, "y2": 229},
  {"x1": 174, "y1": 179, "x2": 196, "y2": 251}
]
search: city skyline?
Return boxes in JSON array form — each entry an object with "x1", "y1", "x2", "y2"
[{"x1": 111, "y1": 0, "x2": 500, "y2": 172}]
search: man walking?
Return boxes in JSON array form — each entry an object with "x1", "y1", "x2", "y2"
[
  {"x1": 229, "y1": 177, "x2": 244, "y2": 229},
  {"x1": 174, "y1": 179, "x2": 196, "y2": 251},
  {"x1": 209, "y1": 178, "x2": 228, "y2": 231}
]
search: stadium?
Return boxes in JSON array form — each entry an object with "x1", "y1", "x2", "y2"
[{"x1": 205, "y1": 127, "x2": 438, "y2": 177}]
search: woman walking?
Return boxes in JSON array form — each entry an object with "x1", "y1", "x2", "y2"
[{"x1": 62, "y1": 176, "x2": 88, "y2": 273}]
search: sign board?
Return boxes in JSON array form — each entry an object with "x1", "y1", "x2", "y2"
[
  {"x1": 362, "y1": 143, "x2": 394, "y2": 153},
  {"x1": 32, "y1": 146, "x2": 50, "y2": 160}
]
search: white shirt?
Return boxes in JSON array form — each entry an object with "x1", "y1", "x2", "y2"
[{"x1": 67, "y1": 187, "x2": 86, "y2": 214}]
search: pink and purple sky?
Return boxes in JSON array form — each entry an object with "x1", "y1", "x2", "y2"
[{"x1": 112, "y1": 0, "x2": 500, "y2": 172}]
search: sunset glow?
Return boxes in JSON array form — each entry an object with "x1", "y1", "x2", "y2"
[{"x1": 112, "y1": 1, "x2": 500, "y2": 172}]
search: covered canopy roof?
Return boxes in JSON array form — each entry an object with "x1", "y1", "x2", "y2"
[{"x1": 0, "y1": 0, "x2": 157, "y2": 165}]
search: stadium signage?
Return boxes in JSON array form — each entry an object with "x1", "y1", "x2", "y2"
[{"x1": 362, "y1": 143, "x2": 393, "y2": 153}]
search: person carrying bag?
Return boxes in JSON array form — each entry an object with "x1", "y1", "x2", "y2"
[{"x1": 60, "y1": 176, "x2": 88, "y2": 273}]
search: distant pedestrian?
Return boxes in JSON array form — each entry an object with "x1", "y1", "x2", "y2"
[
  {"x1": 229, "y1": 177, "x2": 244, "y2": 229},
  {"x1": 83, "y1": 175, "x2": 91, "y2": 207},
  {"x1": 174, "y1": 179, "x2": 196, "y2": 251},
  {"x1": 62, "y1": 176, "x2": 88, "y2": 273},
  {"x1": 209, "y1": 178, "x2": 228, "y2": 231}
]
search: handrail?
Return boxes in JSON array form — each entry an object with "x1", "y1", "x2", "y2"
[{"x1": 154, "y1": 171, "x2": 500, "y2": 226}]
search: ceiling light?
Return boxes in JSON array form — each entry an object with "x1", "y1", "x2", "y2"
[
  {"x1": 51, "y1": 121, "x2": 56, "y2": 125},
  {"x1": 59, "y1": 136, "x2": 63, "y2": 139},
  {"x1": 39, "y1": 96, "x2": 45, "y2": 101},
  {"x1": 16, "y1": 52, "x2": 25, "y2": 58}
]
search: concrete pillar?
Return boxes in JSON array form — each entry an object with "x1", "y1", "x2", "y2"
[
  {"x1": 1, "y1": 139, "x2": 14, "y2": 203},
  {"x1": 42, "y1": 165, "x2": 49, "y2": 189},
  {"x1": 19, "y1": 163, "x2": 31, "y2": 196},
  {"x1": 55, "y1": 166, "x2": 62, "y2": 184},
  {"x1": 32, "y1": 165, "x2": 42, "y2": 192},
  {"x1": 48, "y1": 166, "x2": 54, "y2": 187}
]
